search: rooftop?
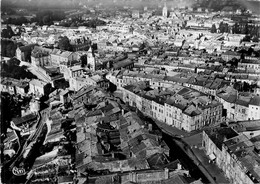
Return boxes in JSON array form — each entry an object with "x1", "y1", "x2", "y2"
[
  {"x1": 224, "y1": 134, "x2": 260, "y2": 183},
  {"x1": 12, "y1": 113, "x2": 37, "y2": 126},
  {"x1": 204, "y1": 127, "x2": 239, "y2": 150}
]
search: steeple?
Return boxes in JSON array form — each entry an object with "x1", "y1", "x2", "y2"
[
  {"x1": 162, "y1": 1, "x2": 168, "y2": 18},
  {"x1": 87, "y1": 46, "x2": 96, "y2": 71}
]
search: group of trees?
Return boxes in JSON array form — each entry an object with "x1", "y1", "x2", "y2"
[
  {"x1": 4, "y1": 16, "x2": 29, "y2": 25},
  {"x1": 233, "y1": 81, "x2": 258, "y2": 92},
  {"x1": 33, "y1": 10, "x2": 65, "y2": 26},
  {"x1": 1, "y1": 58, "x2": 37, "y2": 80},
  {"x1": 210, "y1": 22, "x2": 230, "y2": 33},
  {"x1": 1, "y1": 25, "x2": 15, "y2": 38},
  {"x1": 3, "y1": 10, "x2": 65, "y2": 26},
  {"x1": 58, "y1": 36, "x2": 72, "y2": 51},
  {"x1": 59, "y1": 17, "x2": 106, "y2": 28},
  {"x1": 1, "y1": 93, "x2": 23, "y2": 137},
  {"x1": 211, "y1": 22, "x2": 259, "y2": 42},
  {"x1": 1, "y1": 40, "x2": 17, "y2": 57},
  {"x1": 57, "y1": 36, "x2": 92, "y2": 51},
  {"x1": 80, "y1": 55, "x2": 88, "y2": 67},
  {"x1": 1, "y1": 26, "x2": 21, "y2": 57}
]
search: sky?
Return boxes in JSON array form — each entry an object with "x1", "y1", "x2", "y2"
[{"x1": 2, "y1": 0, "x2": 260, "y2": 13}]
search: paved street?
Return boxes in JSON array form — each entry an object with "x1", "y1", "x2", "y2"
[{"x1": 183, "y1": 133, "x2": 230, "y2": 184}]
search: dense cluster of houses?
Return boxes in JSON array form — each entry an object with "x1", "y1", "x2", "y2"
[{"x1": 1, "y1": 3, "x2": 260, "y2": 184}]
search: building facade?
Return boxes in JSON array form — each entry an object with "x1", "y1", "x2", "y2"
[{"x1": 202, "y1": 129, "x2": 260, "y2": 184}]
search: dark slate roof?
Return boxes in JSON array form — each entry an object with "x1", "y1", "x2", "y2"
[
  {"x1": 12, "y1": 113, "x2": 37, "y2": 125},
  {"x1": 113, "y1": 59, "x2": 134, "y2": 69},
  {"x1": 250, "y1": 96, "x2": 260, "y2": 106},
  {"x1": 18, "y1": 44, "x2": 37, "y2": 52},
  {"x1": 205, "y1": 127, "x2": 239, "y2": 150}
]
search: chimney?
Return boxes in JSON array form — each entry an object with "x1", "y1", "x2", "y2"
[
  {"x1": 112, "y1": 152, "x2": 115, "y2": 158},
  {"x1": 164, "y1": 168, "x2": 169, "y2": 179},
  {"x1": 223, "y1": 136, "x2": 227, "y2": 142},
  {"x1": 195, "y1": 102, "x2": 198, "y2": 109},
  {"x1": 121, "y1": 109, "x2": 124, "y2": 115},
  {"x1": 177, "y1": 163, "x2": 182, "y2": 170},
  {"x1": 148, "y1": 124, "x2": 153, "y2": 132}
]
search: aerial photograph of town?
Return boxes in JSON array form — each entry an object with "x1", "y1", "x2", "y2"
[{"x1": 0, "y1": 0, "x2": 260, "y2": 183}]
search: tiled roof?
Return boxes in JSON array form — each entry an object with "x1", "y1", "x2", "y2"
[
  {"x1": 12, "y1": 113, "x2": 37, "y2": 125},
  {"x1": 250, "y1": 96, "x2": 260, "y2": 106}
]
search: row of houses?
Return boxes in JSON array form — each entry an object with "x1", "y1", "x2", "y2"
[
  {"x1": 1, "y1": 77, "x2": 52, "y2": 97},
  {"x1": 122, "y1": 81, "x2": 222, "y2": 132},
  {"x1": 107, "y1": 69, "x2": 260, "y2": 122},
  {"x1": 16, "y1": 45, "x2": 80, "y2": 67}
]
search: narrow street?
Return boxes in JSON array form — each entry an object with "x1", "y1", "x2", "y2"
[
  {"x1": 162, "y1": 133, "x2": 209, "y2": 183},
  {"x1": 1, "y1": 109, "x2": 50, "y2": 184},
  {"x1": 137, "y1": 113, "x2": 210, "y2": 183}
]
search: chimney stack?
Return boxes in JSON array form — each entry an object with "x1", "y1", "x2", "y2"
[
  {"x1": 148, "y1": 124, "x2": 153, "y2": 132},
  {"x1": 164, "y1": 168, "x2": 169, "y2": 179},
  {"x1": 177, "y1": 163, "x2": 182, "y2": 170}
]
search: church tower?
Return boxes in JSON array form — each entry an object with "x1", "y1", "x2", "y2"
[
  {"x1": 87, "y1": 46, "x2": 96, "y2": 71},
  {"x1": 162, "y1": 2, "x2": 168, "y2": 18}
]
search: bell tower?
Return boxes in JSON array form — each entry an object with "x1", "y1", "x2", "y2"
[
  {"x1": 87, "y1": 46, "x2": 96, "y2": 71},
  {"x1": 162, "y1": 1, "x2": 168, "y2": 18}
]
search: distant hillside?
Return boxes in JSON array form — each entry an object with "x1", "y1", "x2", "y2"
[
  {"x1": 2, "y1": 0, "x2": 260, "y2": 14},
  {"x1": 193, "y1": 0, "x2": 260, "y2": 14}
]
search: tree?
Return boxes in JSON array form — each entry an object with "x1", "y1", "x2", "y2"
[
  {"x1": 211, "y1": 24, "x2": 217, "y2": 33},
  {"x1": 242, "y1": 35, "x2": 251, "y2": 42},
  {"x1": 58, "y1": 36, "x2": 72, "y2": 51},
  {"x1": 252, "y1": 37, "x2": 259, "y2": 42},
  {"x1": 219, "y1": 22, "x2": 224, "y2": 33},
  {"x1": 80, "y1": 55, "x2": 88, "y2": 67},
  {"x1": 242, "y1": 23, "x2": 249, "y2": 35},
  {"x1": 1, "y1": 26, "x2": 14, "y2": 38},
  {"x1": 70, "y1": 22, "x2": 77, "y2": 27},
  {"x1": 232, "y1": 23, "x2": 240, "y2": 34},
  {"x1": 43, "y1": 15, "x2": 51, "y2": 25},
  {"x1": 15, "y1": 16, "x2": 28, "y2": 25},
  {"x1": 6, "y1": 42, "x2": 16, "y2": 57},
  {"x1": 248, "y1": 47, "x2": 254, "y2": 55},
  {"x1": 224, "y1": 23, "x2": 229, "y2": 33},
  {"x1": 8, "y1": 57, "x2": 21, "y2": 66}
]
